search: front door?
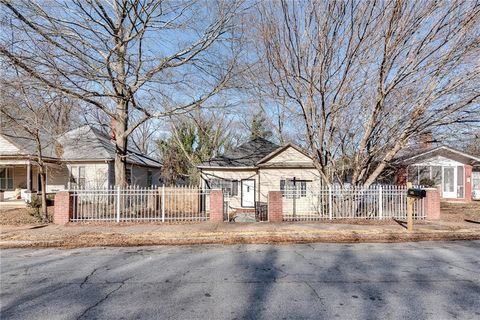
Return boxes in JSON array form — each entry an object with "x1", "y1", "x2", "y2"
[
  {"x1": 442, "y1": 166, "x2": 456, "y2": 198},
  {"x1": 241, "y1": 179, "x2": 255, "y2": 207}
]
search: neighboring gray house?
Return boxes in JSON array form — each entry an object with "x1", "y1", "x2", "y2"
[
  {"x1": 0, "y1": 125, "x2": 162, "y2": 199},
  {"x1": 198, "y1": 138, "x2": 320, "y2": 210}
]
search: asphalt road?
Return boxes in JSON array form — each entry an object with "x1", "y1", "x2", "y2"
[{"x1": 1, "y1": 241, "x2": 479, "y2": 320}]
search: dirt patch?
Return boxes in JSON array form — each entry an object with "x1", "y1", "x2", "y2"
[
  {"x1": 441, "y1": 201, "x2": 480, "y2": 222},
  {"x1": 0, "y1": 207, "x2": 52, "y2": 226}
]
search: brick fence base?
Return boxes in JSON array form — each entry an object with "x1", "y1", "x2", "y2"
[
  {"x1": 425, "y1": 188, "x2": 441, "y2": 220},
  {"x1": 268, "y1": 191, "x2": 283, "y2": 222},
  {"x1": 54, "y1": 191, "x2": 73, "y2": 225},
  {"x1": 209, "y1": 189, "x2": 224, "y2": 222}
]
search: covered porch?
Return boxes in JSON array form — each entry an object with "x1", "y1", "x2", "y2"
[
  {"x1": 407, "y1": 160, "x2": 473, "y2": 201},
  {"x1": 0, "y1": 159, "x2": 68, "y2": 200}
]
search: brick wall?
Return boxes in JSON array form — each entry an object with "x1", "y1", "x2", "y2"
[
  {"x1": 268, "y1": 191, "x2": 283, "y2": 222},
  {"x1": 465, "y1": 165, "x2": 473, "y2": 202},
  {"x1": 425, "y1": 188, "x2": 440, "y2": 220},
  {"x1": 395, "y1": 167, "x2": 408, "y2": 185},
  {"x1": 209, "y1": 189, "x2": 224, "y2": 222},
  {"x1": 54, "y1": 191, "x2": 73, "y2": 225}
]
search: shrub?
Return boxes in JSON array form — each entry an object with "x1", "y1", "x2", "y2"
[
  {"x1": 419, "y1": 177, "x2": 436, "y2": 188},
  {"x1": 27, "y1": 195, "x2": 42, "y2": 217}
]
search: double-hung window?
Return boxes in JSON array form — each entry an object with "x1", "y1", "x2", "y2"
[
  {"x1": 0, "y1": 167, "x2": 14, "y2": 190},
  {"x1": 69, "y1": 166, "x2": 86, "y2": 188},
  {"x1": 208, "y1": 179, "x2": 238, "y2": 196},
  {"x1": 280, "y1": 179, "x2": 307, "y2": 198}
]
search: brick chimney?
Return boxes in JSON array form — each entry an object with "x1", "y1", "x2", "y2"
[{"x1": 420, "y1": 132, "x2": 433, "y2": 149}]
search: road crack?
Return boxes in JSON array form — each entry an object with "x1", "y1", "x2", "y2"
[
  {"x1": 80, "y1": 268, "x2": 98, "y2": 288},
  {"x1": 76, "y1": 277, "x2": 131, "y2": 320}
]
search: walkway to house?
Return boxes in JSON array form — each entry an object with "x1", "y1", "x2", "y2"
[{"x1": 1, "y1": 218, "x2": 479, "y2": 248}]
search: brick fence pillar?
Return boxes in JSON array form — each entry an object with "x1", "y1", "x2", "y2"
[
  {"x1": 465, "y1": 165, "x2": 472, "y2": 202},
  {"x1": 54, "y1": 191, "x2": 73, "y2": 225},
  {"x1": 268, "y1": 191, "x2": 283, "y2": 223},
  {"x1": 425, "y1": 188, "x2": 440, "y2": 220},
  {"x1": 209, "y1": 189, "x2": 224, "y2": 222}
]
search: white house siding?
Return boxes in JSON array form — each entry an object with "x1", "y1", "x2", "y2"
[
  {"x1": 0, "y1": 136, "x2": 20, "y2": 154},
  {"x1": 200, "y1": 169, "x2": 258, "y2": 209},
  {"x1": 258, "y1": 168, "x2": 320, "y2": 202},
  {"x1": 264, "y1": 146, "x2": 312, "y2": 164},
  {"x1": 200, "y1": 146, "x2": 320, "y2": 208},
  {"x1": 412, "y1": 155, "x2": 464, "y2": 167},
  {"x1": 66, "y1": 162, "x2": 109, "y2": 188}
]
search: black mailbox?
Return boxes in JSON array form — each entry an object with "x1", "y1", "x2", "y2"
[{"x1": 407, "y1": 188, "x2": 426, "y2": 198}]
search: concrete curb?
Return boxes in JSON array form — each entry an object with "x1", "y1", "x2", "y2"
[{"x1": 1, "y1": 230, "x2": 479, "y2": 248}]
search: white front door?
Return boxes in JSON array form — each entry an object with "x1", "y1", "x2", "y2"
[
  {"x1": 241, "y1": 179, "x2": 255, "y2": 207},
  {"x1": 442, "y1": 166, "x2": 457, "y2": 198}
]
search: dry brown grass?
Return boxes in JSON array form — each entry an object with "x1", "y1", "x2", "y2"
[
  {"x1": 1, "y1": 229, "x2": 479, "y2": 249},
  {"x1": 441, "y1": 201, "x2": 480, "y2": 222},
  {"x1": 0, "y1": 207, "x2": 53, "y2": 226}
]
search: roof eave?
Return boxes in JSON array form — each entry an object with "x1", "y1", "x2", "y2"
[
  {"x1": 197, "y1": 165, "x2": 258, "y2": 170},
  {"x1": 400, "y1": 146, "x2": 480, "y2": 163}
]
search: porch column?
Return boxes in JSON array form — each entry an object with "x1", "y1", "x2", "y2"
[{"x1": 26, "y1": 162, "x2": 32, "y2": 191}]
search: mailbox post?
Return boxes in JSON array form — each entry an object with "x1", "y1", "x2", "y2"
[{"x1": 406, "y1": 182, "x2": 427, "y2": 232}]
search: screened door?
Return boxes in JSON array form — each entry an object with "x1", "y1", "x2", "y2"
[{"x1": 442, "y1": 166, "x2": 456, "y2": 198}]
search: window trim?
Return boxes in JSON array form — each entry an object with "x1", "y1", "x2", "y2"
[{"x1": 0, "y1": 167, "x2": 14, "y2": 190}]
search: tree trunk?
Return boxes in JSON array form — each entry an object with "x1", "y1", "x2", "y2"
[
  {"x1": 39, "y1": 167, "x2": 48, "y2": 221},
  {"x1": 114, "y1": 112, "x2": 128, "y2": 187}
]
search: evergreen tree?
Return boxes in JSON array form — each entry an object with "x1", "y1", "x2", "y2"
[{"x1": 250, "y1": 110, "x2": 272, "y2": 140}]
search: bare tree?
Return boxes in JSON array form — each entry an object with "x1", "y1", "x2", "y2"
[
  {"x1": 0, "y1": 0, "x2": 243, "y2": 186},
  {"x1": 0, "y1": 75, "x2": 74, "y2": 220},
  {"x1": 158, "y1": 109, "x2": 237, "y2": 184},
  {"x1": 254, "y1": 0, "x2": 480, "y2": 186}
]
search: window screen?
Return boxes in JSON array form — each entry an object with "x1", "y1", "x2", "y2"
[
  {"x1": 78, "y1": 166, "x2": 86, "y2": 187},
  {"x1": 0, "y1": 167, "x2": 13, "y2": 190},
  {"x1": 407, "y1": 166, "x2": 418, "y2": 184},
  {"x1": 431, "y1": 166, "x2": 442, "y2": 185},
  {"x1": 208, "y1": 179, "x2": 238, "y2": 196},
  {"x1": 280, "y1": 179, "x2": 308, "y2": 198},
  {"x1": 418, "y1": 166, "x2": 430, "y2": 181},
  {"x1": 457, "y1": 166, "x2": 464, "y2": 198},
  {"x1": 147, "y1": 171, "x2": 153, "y2": 187}
]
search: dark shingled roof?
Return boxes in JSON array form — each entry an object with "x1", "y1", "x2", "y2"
[{"x1": 199, "y1": 137, "x2": 280, "y2": 167}]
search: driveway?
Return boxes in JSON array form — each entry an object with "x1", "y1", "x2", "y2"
[{"x1": 1, "y1": 241, "x2": 479, "y2": 319}]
